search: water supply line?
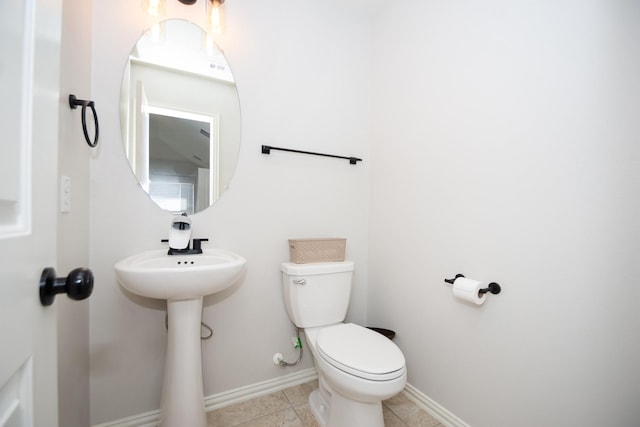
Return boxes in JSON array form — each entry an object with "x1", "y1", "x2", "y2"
[
  {"x1": 273, "y1": 327, "x2": 303, "y2": 367},
  {"x1": 165, "y1": 314, "x2": 213, "y2": 340}
]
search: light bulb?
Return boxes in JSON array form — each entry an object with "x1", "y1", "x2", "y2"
[
  {"x1": 205, "y1": 34, "x2": 216, "y2": 55},
  {"x1": 207, "y1": 0, "x2": 225, "y2": 34},
  {"x1": 141, "y1": 0, "x2": 165, "y2": 18},
  {"x1": 150, "y1": 22, "x2": 163, "y2": 43}
]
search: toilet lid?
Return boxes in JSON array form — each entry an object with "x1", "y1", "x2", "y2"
[{"x1": 316, "y1": 323, "x2": 405, "y2": 381}]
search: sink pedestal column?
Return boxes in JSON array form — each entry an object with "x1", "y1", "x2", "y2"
[{"x1": 160, "y1": 297, "x2": 207, "y2": 427}]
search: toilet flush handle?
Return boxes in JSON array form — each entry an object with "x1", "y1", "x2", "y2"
[{"x1": 293, "y1": 279, "x2": 306, "y2": 286}]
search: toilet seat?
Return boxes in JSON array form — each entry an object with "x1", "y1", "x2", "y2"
[{"x1": 316, "y1": 323, "x2": 406, "y2": 381}]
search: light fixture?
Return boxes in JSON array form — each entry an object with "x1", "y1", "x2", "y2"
[
  {"x1": 206, "y1": 0, "x2": 225, "y2": 35},
  {"x1": 141, "y1": 0, "x2": 166, "y2": 18},
  {"x1": 143, "y1": 0, "x2": 226, "y2": 35}
]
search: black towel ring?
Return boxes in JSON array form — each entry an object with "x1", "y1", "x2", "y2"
[{"x1": 69, "y1": 94, "x2": 99, "y2": 148}]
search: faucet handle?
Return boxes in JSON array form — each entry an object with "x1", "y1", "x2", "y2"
[{"x1": 192, "y1": 238, "x2": 209, "y2": 252}]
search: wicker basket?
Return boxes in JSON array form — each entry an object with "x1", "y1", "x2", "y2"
[{"x1": 288, "y1": 238, "x2": 346, "y2": 264}]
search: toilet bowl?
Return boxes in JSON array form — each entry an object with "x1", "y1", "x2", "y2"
[
  {"x1": 305, "y1": 324, "x2": 406, "y2": 427},
  {"x1": 280, "y1": 261, "x2": 407, "y2": 427}
]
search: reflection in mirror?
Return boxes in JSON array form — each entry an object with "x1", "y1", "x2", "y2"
[{"x1": 120, "y1": 19, "x2": 241, "y2": 214}]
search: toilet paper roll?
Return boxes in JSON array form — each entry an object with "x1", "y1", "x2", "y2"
[{"x1": 452, "y1": 277, "x2": 487, "y2": 305}]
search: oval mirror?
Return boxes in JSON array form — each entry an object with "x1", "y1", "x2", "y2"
[{"x1": 119, "y1": 19, "x2": 241, "y2": 214}]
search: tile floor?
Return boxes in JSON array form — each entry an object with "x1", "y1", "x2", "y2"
[{"x1": 206, "y1": 380, "x2": 444, "y2": 427}]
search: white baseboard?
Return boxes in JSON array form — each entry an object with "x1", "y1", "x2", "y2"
[
  {"x1": 92, "y1": 370, "x2": 468, "y2": 427},
  {"x1": 204, "y1": 368, "x2": 317, "y2": 412},
  {"x1": 92, "y1": 368, "x2": 318, "y2": 427},
  {"x1": 403, "y1": 383, "x2": 470, "y2": 427},
  {"x1": 91, "y1": 410, "x2": 158, "y2": 427}
]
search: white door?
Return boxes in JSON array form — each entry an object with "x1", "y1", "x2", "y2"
[{"x1": 0, "y1": 0, "x2": 63, "y2": 426}]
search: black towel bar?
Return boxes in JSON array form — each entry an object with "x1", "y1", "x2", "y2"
[{"x1": 261, "y1": 145, "x2": 362, "y2": 165}]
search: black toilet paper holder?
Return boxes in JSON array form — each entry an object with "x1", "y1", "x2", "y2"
[{"x1": 444, "y1": 274, "x2": 502, "y2": 296}]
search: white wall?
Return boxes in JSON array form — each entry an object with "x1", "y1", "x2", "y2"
[
  {"x1": 57, "y1": 1, "x2": 92, "y2": 426},
  {"x1": 89, "y1": 1, "x2": 373, "y2": 424},
  {"x1": 368, "y1": 1, "x2": 640, "y2": 426}
]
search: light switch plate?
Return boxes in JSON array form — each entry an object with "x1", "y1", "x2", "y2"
[{"x1": 60, "y1": 175, "x2": 71, "y2": 213}]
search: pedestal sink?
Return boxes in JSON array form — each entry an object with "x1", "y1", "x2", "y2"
[{"x1": 114, "y1": 248, "x2": 246, "y2": 427}]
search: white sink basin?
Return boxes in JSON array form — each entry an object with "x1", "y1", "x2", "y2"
[
  {"x1": 115, "y1": 247, "x2": 246, "y2": 426},
  {"x1": 115, "y1": 248, "x2": 246, "y2": 300}
]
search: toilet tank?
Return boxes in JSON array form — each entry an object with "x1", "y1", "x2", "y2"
[{"x1": 281, "y1": 261, "x2": 354, "y2": 328}]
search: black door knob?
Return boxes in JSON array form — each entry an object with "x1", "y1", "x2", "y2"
[{"x1": 39, "y1": 267, "x2": 94, "y2": 306}]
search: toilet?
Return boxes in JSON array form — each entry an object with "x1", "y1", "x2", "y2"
[{"x1": 281, "y1": 261, "x2": 407, "y2": 427}]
